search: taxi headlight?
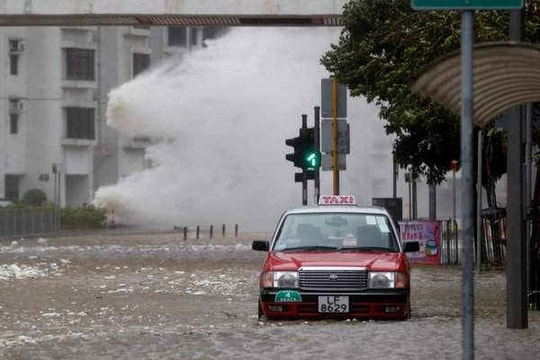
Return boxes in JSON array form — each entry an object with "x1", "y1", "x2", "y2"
[
  {"x1": 369, "y1": 272, "x2": 393, "y2": 288},
  {"x1": 261, "y1": 271, "x2": 298, "y2": 288},
  {"x1": 369, "y1": 272, "x2": 407, "y2": 289},
  {"x1": 275, "y1": 271, "x2": 299, "y2": 288}
]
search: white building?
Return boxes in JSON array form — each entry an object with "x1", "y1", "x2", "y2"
[{"x1": 0, "y1": 25, "x2": 225, "y2": 207}]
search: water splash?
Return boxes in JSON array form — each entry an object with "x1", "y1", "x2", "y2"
[{"x1": 94, "y1": 27, "x2": 391, "y2": 231}]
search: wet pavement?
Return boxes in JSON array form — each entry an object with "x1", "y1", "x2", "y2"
[{"x1": 0, "y1": 230, "x2": 538, "y2": 359}]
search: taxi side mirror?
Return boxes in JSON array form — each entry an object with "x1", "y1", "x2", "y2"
[
  {"x1": 403, "y1": 241, "x2": 420, "y2": 253},
  {"x1": 252, "y1": 240, "x2": 269, "y2": 251}
]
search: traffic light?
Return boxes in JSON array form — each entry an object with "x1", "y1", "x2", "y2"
[
  {"x1": 300, "y1": 128, "x2": 321, "y2": 170},
  {"x1": 285, "y1": 135, "x2": 304, "y2": 168},
  {"x1": 285, "y1": 127, "x2": 321, "y2": 170}
]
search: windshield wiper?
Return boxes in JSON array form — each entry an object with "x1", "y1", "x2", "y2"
[{"x1": 283, "y1": 245, "x2": 339, "y2": 251}]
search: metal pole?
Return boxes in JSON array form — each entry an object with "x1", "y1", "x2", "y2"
[
  {"x1": 302, "y1": 114, "x2": 308, "y2": 205},
  {"x1": 412, "y1": 178, "x2": 417, "y2": 220},
  {"x1": 393, "y1": 155, "x2": 398, "y2": 198},
  {"x1": 429, "y1": 183, "x2": 436, "y2": 221},
  {"x1": 453, "y1": 169, "x2": 457, "y2": 222},
  {"x1": 461, "y1": 10, "x2": 474, "y2": 360},
  {"x1": 332, "y1": 78, "x2": 339, "y2": 195},
  {"x1": 507, "y1": 8, "x2": 528, "y2": 330},
  {"x1": 53, "y1": 165, "x2": 58, "y2": 231},
  {"x1": 525, "y1": 103, "x2": 532, "y2": 308},
  {"x1": 477, "y1": 130, "x2": 483, "y2": 271},
  {"x1": 57, "y1": 170, "x2": 61, "y2": 229},
  {"x1": 314, "y1": 106, "x2": 321, "y2": 204},
  {"x1": 408, "y1": 178, "x2": 412, "y2": 220}
]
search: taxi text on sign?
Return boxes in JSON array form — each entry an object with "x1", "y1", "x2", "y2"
[
  {"x1": 411, "y1": 0, "x2": 523, "y2": 10},
  {"x1": 318, "y1": 195, "x2": 356, "y2": 205}
]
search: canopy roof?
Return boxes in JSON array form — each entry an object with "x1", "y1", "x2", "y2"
[{"x1": 412, "y1": 42, "x2": 540, "y2": 128}]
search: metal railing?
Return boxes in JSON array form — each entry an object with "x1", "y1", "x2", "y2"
[
  {"x1": 441, "y1": 219, "x2": 459, "y2": 265},
  {"x1": 173, "y1": 224, "x2": 239, "y2": 240},
  {"x1": 0, "y1": 208, "x2": 59, "y2": 237},
  {"x1": 440, "y1": 209, "x2": 508, "y2": 268},
  {"x1": 480, "y1": 207, "x2": 507, "y2": 268}
]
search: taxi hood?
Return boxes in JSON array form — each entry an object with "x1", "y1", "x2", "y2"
[{"x1": 265, "y1": 250, "x2": 406, "y2": 272}]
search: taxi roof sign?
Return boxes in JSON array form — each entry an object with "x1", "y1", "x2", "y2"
[{"x1": 318, "y1": 195, "x2": 356, "y2": 206}]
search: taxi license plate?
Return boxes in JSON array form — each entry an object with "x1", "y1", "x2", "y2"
[{"x1": 318, "y1": 296, "x2": 349, "y2": 313}]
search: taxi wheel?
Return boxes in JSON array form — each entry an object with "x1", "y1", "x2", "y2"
[
  {"x1": 257, "y1": 299, "x2": 263, "y2": 320},
  {"x1": 398, "y1": 302, "x2": 411, "y2": 321},
  {"x1": 404, "y1": 302, "x2": 411, "y2": 320}
]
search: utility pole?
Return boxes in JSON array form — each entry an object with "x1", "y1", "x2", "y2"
[
  {"x1": 332, "y1": 78, "x2": 340, "y2": 195},
  {"x1": 506, "y1": 8, "x2": 528, "y2": 329}
]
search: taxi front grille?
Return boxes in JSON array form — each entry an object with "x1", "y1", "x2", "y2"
[{"x1": 298, "y1": 268, "x2": 368, "y2": 290}]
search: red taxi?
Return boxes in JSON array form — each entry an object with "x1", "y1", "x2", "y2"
[{"x1": 252, "y1": 195, "x2": 419, "y2": 320}]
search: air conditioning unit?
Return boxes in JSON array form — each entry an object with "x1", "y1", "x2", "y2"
[
  {"x1": 9, "y1": 41, "x2": 26, "y2": 53},
  {"x1": 9, "y1": 101, "x2": 23, "y2": 113}
]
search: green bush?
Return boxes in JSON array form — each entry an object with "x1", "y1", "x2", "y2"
[
  {"x1": 60, "y1": 205, "x2": 107, "y2": 229},
  {"x1": 22, "y1": 189, "x2": 47, "y2": 207}
]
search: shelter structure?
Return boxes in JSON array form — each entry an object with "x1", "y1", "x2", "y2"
[
  {"x1": 413, "y1": 41, "x2": 540, "y2": 128},
  {"x1": 413, "y1": 41, "x2": 536, "y2": 329}
]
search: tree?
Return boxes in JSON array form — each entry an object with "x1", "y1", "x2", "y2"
[
  {"x1": 320, "y1": 0, "x2": 509, "y2": 184},
  {"x1": 482, "y1": 127, "x2": 507, "y2": 208},
  {"x1": 321, "y1": 0, "x2": 540, "y2": 302},
  {"x1": 22, "y1": 189, "x2": 47, "y2": 207}
]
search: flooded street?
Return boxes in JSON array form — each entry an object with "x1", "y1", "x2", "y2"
[{"x1": 0, "y1": 230, "x2": 539, "y2": 360}]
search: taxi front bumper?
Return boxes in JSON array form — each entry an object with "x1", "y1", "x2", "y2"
[{"x1": 259, "y1": 289, "x2": 410, "y2": 319}]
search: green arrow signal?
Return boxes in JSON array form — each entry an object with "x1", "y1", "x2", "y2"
[{"x1": 305, "y1": 151, "x2": 321, "y2": 169}]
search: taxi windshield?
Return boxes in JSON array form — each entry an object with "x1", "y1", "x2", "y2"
[{"x1": 272, "y1": 212, "x2": 399, "y2": 252}]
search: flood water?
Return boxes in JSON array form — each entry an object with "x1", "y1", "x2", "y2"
[{"x1": 0, "y1": 230, "x2": 538, "y2": 359}]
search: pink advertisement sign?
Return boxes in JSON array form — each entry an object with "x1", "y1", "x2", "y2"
[{"x1": 399, "y1": 221, "x2": 442, "y2": 264}]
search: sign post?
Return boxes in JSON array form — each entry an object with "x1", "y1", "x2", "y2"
[{"x1": 321, "y1": 78, "x2": 347, "y2": 194}]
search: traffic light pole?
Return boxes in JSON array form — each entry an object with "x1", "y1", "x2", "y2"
[
  {"x1": 314, "y1": 106, "x2": 321, "y2": 204},
  {"x1": 301, "y1": 114, "x2": 308, "y2": 205},
  {"x1": 285, "y1": 112, "x2": 321, "y2": 206}
]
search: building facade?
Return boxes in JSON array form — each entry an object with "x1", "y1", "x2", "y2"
[{"x1": 0, "y1": 25, "x2": 223, "y2": 207}]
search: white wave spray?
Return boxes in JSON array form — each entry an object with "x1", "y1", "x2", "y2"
[{"x1": 94, "y1": 27, "x2": 393, "y2": 231}]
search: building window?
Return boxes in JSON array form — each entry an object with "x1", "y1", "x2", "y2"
[
  {"x1": 10, "y1": 113, "x2": 18, "y2": 134},
  {"x1": 4, "y1": 175, "x2": 19, "y2": 201},
  {"x1": 202, "y1": 27, "x2": 228, "y2": 48},
  {"x1": 168, "y1": 27, "x2": 187, "y2": 46},
  {"x1": 9, "y1": 39, "x2": 24, "y2": 75},
  {"x1": 203, "y1": 27, "x2": 228, "y2": 41},
  {"x1": 9, "y1": 39, "x2": 25, "y2": 52},
  {"x1": 133, "y1": 53, "x2": 150, "y2": 77},
  {"x1": 9, "y1": 39, "x2": 18, "y2": 52},
  {"x1": 10, "y1": 54, "x2": 18, "y2": 75},
  {"x1": 66, "y1": 107, "x2": 95, "y2": 140},
  {"x1": 9, "y1": 98, "x2": 22, "y2": 113},
  {"x1": 65, "y1": 48, "x2": 95, "y2": 81},
  {"x1": 191, "y1": 28, "x2": 198, "y2": 46}
]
